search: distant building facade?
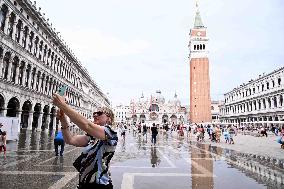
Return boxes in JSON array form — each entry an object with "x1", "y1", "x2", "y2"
[
  {"x1": 189, "y1": 2, "x2": 211, "y2": 123},
  {"x1": 114, "y1": 104, "x2": 131, "y2": 123},
  {"x1": 0, "y1": 0, "x2": 109, "y2": 130},
  {"x1": 211, "y1": 100, "x2": 222, "y2": 123},
  {"x1": 129, "y1": 91, "x2": 187, "y2": 125},
  {"x1": 220, "y1": 67, "x2": 284, "y2": 124}
]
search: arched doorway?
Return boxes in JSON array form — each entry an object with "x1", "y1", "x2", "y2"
[
  {"x1": 6, "y1": 97, "x2": 20, "y2": 117},
  {"x1": 140, "y1": 114, "x2": 146, "y2": 123},
  {"x1": 170, "y1": 115, "x2": 177, "y2": 125},
  {"x1": 32, "y1": 103, "x2": 41, "y2": 129},
  {"x1": 21, "y1": 100, "x2": 32, "y2": 128},
  {"x1": 49, "y1": 106, "x2": 56, "y2": 130},
  {"x1": 132, "y1": 115, "x2": 137, "y2": 124},
  {"x1": 42, "y1": 105, "x2": 50, "y2": 130},
  {"x1": 162, "y1": 114, "x2": 168, "y2": 123}
]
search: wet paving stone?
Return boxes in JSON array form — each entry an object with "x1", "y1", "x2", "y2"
[{"x1": 0, "y1": 130, "x2": 284, "y2": 188}]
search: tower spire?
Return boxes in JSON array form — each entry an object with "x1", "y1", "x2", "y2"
[{"x1": 194, "y1": 0, "x2": 204, "y2": 28}]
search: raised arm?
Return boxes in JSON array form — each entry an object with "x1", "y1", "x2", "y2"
[{"x1": 53, "y1": 94, "x2": 106, "y2": 140}]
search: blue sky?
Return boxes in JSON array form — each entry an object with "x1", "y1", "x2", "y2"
[{"x1": 35, "y1": 0, "x2": 284, "y2": 106}]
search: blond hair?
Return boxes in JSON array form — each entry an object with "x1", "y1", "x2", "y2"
[{"x1": 96, "y1": 107, "x2": 114, "y2": 126}]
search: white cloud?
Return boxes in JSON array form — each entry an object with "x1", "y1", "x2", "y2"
[{"x1": 58, "y1": 27, "x2": 150, "y2": 60}]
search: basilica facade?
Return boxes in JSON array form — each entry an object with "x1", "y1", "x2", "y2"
[
  {"x1": 0, "y1": 0, "x2": 109, "y2": 130},
  {"x1": 129, "y1": 91, "x2": 187, "y2": 125},
  {"x1": 220, "y1": 67, "x2": 284, "y2": 124}
]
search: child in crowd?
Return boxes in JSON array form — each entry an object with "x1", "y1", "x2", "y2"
[{"x1": 223, "y1": 129, "x2": 229, "y2": 143}]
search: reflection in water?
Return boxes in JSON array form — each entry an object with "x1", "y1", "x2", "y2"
[
  {"x1": 39, "y1": 131, "x2": 48, "y2": 150},
  {"x1": 17, "y1": 129, "x2": 27, "y2": 150},
  {"x1": 191, "y1": 143, "x2": 214, "y2": 189},
  {"x1": 150, "y1": 147, "x2": 160, "y2": 168},
  {"x1": 15, "y1": 130, "x2": 56, "y2": 151},
  {"x1": 52, "y1": 156, "x2": 64, "y2": 171},
  {"x1": 121, "y1": 139, "x2": 126, "y2": 152},
  {"x1": 211, "y1": 146, "x2": 284, "y2": 188}
]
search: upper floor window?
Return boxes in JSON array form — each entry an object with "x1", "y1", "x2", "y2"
[{"x1": 272, "y1": 80, "x2": 275, "y2": 87}]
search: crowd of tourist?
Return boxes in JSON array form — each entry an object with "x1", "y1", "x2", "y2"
[{"x1": 116, "y1": 121, "x2": 284, "y2": 149}]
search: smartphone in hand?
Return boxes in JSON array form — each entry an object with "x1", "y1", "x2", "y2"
[{"x1": 58, "y1": 85, "x2": 67, "y2": 96}]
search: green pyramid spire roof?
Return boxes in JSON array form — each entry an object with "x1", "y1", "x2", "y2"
[{"x1": 194, "y1": 1, "x2": 204, "y2": 28}]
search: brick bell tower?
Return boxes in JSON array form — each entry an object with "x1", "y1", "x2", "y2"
[{"x1": 189, "y1": 1, "x2": 212, "y2": 123}]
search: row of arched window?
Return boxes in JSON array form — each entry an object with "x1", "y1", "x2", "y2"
[
  {"x1": 223, "y1": 94, "x2": 284, "y2": 115},
  {"x1": 0, "y1": 3, "x2": 82, "y2": 89},
  {"x1": 0, "y1": 46, "x2": 82, "y2": 107},
  {"x1": 225, "y1": 76, "x2": 283, "y2": 103}
]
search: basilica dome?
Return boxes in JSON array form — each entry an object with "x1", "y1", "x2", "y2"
[{"x1": 151, "y1": 90, "x2": 165, "y2": 104}]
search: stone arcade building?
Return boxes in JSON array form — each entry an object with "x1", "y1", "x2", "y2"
[
  {"x1": 220, "y1": 67, "x2": 284, "y2": 124},
  {"x1": 0, "y1": 0, "x2": 109, "y2": 130}
]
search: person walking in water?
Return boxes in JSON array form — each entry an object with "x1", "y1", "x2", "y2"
[
  {"x1": 54, "y1": 128, "x2": 65, "y2": 156},
  {"x1": 151, "y1": 123, "x2": 158, "y2": 146}
]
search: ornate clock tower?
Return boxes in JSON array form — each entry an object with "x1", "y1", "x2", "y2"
[{"x1": 189, "y1": 1, "x2": 212, "y2": 123}]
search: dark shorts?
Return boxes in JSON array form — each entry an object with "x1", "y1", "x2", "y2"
[{"x1": 0, "y1": 145, "x2": 6, "y2": 152}]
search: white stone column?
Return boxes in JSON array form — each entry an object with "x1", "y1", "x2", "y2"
[
  {"x1": 31, "y1": 40, "x2": 35, "y2": 55},
  {"x1": 276, "y1": 95, "x2": 281, "y2": 108},
  {"x1": 260, "y1": 99, "x2": 264, "y2": 110},
  {"x1": 46, "y1": 81, "x2": 50, "y2": 96},
  {"x1": 12, "y1": 18, "x2": 17, "y2": 41},
  {"x1": 21, "y1": 65, "x2": 27, "y2": 87},
  {"x1": 27, "y1": 68, "x2": 33, "y2": 88},
  {"x1": 0, "y1": 108, "x2": 7, "y2": 117},
  {"x1": 19, "y1": 28, "x2": 24, "y2": 47},
  {"x1": 33, "y1": 73, "x2": 38, "y2": 90},
  {"x1": 271, "y1": 97, "x2": 275, "y2": 109},
  {"x1": 27, "y1": 112, "x2": 33, "y2": 130},
  {"x1": 27, "y1": 36, "x2": 32, "y2": 52},
  {"x1": 14, "y1": 64, "x2": 20, "y2": 84},
  {"x1": 265, "y1": 98, "x2": 269, "y2": 110},
  {"x1": 4, "y1": 13, "x2": 10, "y2": 35},
  {"x1": 6, "y1": 60, "x2": 12, "y2": 81},
  {"x1": 38, "y1": 75, "x2": 43, "y2": 93},
  {"x1": 42, "y1": 77, "x2": 46, "y2": 95},
  {"x1": 46, "y1": 114, "x2": 51, "y2": 130},
  {"x1": 52, "y1": 107, "x2": 58, "y2": 131},
  {"x1": 0, "y1": 56, "x2": 3, "y2": 78},
  {"x1": 37, "y1": 111, "x2": 43, "y2": 131}
]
